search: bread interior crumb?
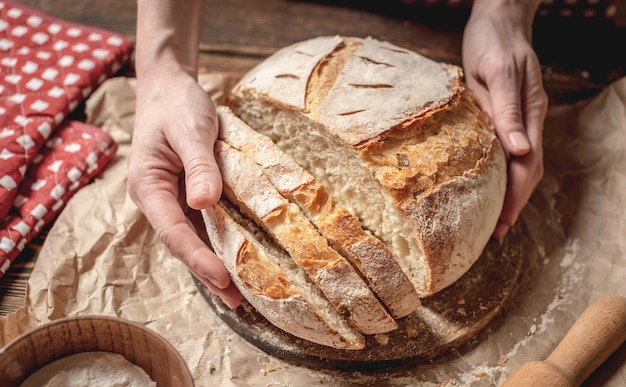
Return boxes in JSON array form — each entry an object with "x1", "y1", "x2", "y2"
[{"x1": 231, "y1": 99, "x2": 432, "y2": 295}]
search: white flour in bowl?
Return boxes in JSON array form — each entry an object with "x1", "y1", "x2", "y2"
[{"x1": 20, "y1": 351, "x2": 156, "y2": 387}]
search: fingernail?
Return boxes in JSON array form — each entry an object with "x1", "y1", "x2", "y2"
[
  {"x1": 190, "y1": 183, "x2": 212, "y2": 200},
  {"x1": 189, "y1": 183, "x2": 213, "y2": 209},
  {"x1": 223, "y1": 295, "x2": 242, "y2": 310},
  {"x1": 208, "y1": 275, "x2": 229, "y2": 290},
  {"x1": 493, "y1": 223, "x2": 510, "y2": 240},
  {"x1": 508, "y1": 132, "x2": 530, "y2": 153}
]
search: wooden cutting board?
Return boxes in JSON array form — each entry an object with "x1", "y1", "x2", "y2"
[{"x1": 196, "y1": 226, "x2": 524, "y2": 371}]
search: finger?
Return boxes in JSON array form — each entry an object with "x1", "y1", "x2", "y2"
[
  {"x1": 486, "y1": 65, "x2": 531, "y2": 157},
  {"x1": 493, "y1": 59, "x2": 546, "y2": 239},
  {"x1": 467, "y1": 78, "x2": 493, "y2": 118},
  {"x1": 493, "y1": 151, "x2": 543, "y2": 239},
  {"x1": 185, "y1": 196, "x2": 243, "y2": 308},
  {"x1": 521, "y1": 56, "x2": 548, "y2": 150},
  {"x1": 187, "y1": 210, "x2": 230, "y2": 288},
  {"x1": 197, "y1": 276, "x2": 242, "y2": 309},
  {"x1": 493, "y1": 160, "x2": 528, "y2": 240},
  {"x1": 172, "y1": 116, "x2": 224, "y2": 210},
  {"x1": 492, "y1": 220, "x2": 510, "y2": 240},
  {"x1": 181, "y1": 230, "x2": 232, "y2": 290},
  {"x1": 140, "y1": 184, "x2": 233, "y2": 291}
]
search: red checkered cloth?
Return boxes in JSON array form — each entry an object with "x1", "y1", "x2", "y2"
[{"x1": 0, "y1": 1, "x2": 133, "y2": 276}]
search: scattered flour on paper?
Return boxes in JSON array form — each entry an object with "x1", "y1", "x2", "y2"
[{"x1": 449, "y1": 238, "x2": 584, "y2": 386}]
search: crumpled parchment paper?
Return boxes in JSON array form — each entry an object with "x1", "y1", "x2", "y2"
[{"x1": 1, "y1": 73, "x2": 625, "y2": 386}]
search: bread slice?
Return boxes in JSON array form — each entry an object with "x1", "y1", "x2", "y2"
[
  {"x1": 214, "y1": 139, "x2": 398, "y2": 334},
  {"x1": 201, "y1": 201, "x2": 365, "y2": 349},
  {"x1": 228, "y1": 36, "x2": 507, "y2": 297},
  {"x1": 217, "y1": 106, "x2": 421, "y2": 318}
]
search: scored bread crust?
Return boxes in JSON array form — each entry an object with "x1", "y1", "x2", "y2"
[
  {"x1": 201, "y1": 202, "x2": 365, "y2": 349},
  {"x1": 229, "y1": 36, "x2": 461, "y2": 146},
  {"x1": 229, "y1": 36, "x2": 507, "y2": 297},
  {"x1": 217, "y1": 106, "x2": 421, "y2": 318},
  {"x1": 214, "y1": 139, "x2": 398, "y2": 334}
]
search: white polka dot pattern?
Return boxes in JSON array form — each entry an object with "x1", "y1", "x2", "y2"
[
  {"x1": 0, "y1": 120, "x2": 118, "y2": 275},
  {"x1": 0, "y1": 1, "x2": 132, "y2": 276}
]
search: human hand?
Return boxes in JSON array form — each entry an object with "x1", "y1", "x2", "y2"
[
  {"x1": 462, "y1": 0, "x2": 548, "y2": 239},
  {"x1": 128, "y1": 66, "x2": 242, "y2": 308}
]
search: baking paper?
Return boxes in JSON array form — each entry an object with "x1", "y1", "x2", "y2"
[{"x1": 1, "y1": 73, "x2": 625, "y2": 386}]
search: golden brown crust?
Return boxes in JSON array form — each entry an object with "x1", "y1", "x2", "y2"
[
  {"x1": 236, "y1": 242, "x2": 297, "y2": 300},
  {"x1": 202, "y1": 202, "x2": 366, "y2": 349},
  {"x1": 217, "y1": 106, "x2": 421, "y2": 318},
  {"x1": 295, "y1": 180, "x2": 421, "y2": 318},
  {"x1": 214, "y1": 138, "x2": 398, "y2": 334},
  {"x1": 312, "y1": 37, "x2": 463, "y2": 146},
  {"x1": 411, "y1": 134, "x2": 506, "y2": 293},
  {"x1": 232, "y1": 36, "x2": 344, "y2": 110},
  {"x1": 361, "y1": 90, "x2": 491, "y2": 201}
]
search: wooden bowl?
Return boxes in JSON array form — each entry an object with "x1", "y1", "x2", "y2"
[{"x1": 0, "y1": 315, "x2": 194, "y2": 386}]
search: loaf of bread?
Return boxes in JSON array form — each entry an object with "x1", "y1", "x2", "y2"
[
  {"x1": 217, "y1": 106, "x2": 421, "y2": 320},
  {"x1": 212, "y1": 128, "x2": 397, "y2": 335},
  {"x1": 201, "y1": 36, "x2": 507, "y2": 349}
]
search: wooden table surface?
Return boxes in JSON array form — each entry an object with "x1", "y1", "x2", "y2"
[
  {"x1": 1, "y1": 0, "x2": 625, "y2": 316},
  {"x1": 13, "y1": 0, "x2": 626, "y2": 101}
]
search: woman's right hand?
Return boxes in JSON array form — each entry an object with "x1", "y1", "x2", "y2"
[{"x1": 462, "y1": 0, "x2": 548, "y2": 239}]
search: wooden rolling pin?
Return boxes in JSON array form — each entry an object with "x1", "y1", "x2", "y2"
[{"x1": 503, "y1": 295, "x2": 626, "y2": 386}]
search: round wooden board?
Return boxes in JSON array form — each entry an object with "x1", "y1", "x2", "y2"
[{"x1": 196, "y1": 227, "x2": 524, "y2": 371}]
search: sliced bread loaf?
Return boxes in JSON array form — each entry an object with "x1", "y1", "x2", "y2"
[
  {"x1": 202, "y1": 201, "x2": 365, "y2": 349},
  {"x1": 228, "y1": 36, "x2": 507, "y2": 296},
  {"x1": 217, "y1": 106, "x2": 421, "y2": 318},
  {"x1": 213, "y1": 138, "x2": 398, "y2": 334}
]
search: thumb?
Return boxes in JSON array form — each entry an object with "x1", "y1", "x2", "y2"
[
  {"x1": 183, "y1": 144, "x2": 223, "y2": 209},
  {"x1": 174, "y1": 117, "x2": 223, "y2": 209},
  {"x1": 488, "y1": 75, "x2": 531, "y2": 157}
]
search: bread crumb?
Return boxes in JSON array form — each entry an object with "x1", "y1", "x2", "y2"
[
  {"x1": 498, "y1": 355, "x2": 509, "y2": 366},
  {"x1": 261, "y1": 360, "x2": 285, "y2": 374},
  {"x1": 405, "y1": 326, "x2": 419, "y2": 337},
  {"x1": 263, "y1": 362, "x2": 276, "y2": 373},
  {"x1": 374, "y1": 333, "x2": 389, "y2": 346},
  {"x1": 457, "y1": 298, "x2": 465, "y2": 305},
  {"x1": 471, "y1": 372, "x2": 487, "y2": 378},
  {"x1": 207, "y1": 361, "x2": 216, "y2": 374}
]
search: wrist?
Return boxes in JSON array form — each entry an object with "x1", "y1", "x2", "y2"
[
  {"x1": 472, "y1": 0, "x2": 541, "y2": 13},
  {"x1": 470, "y1": 0, "x2": 541, "y2": 34},
  {"x1": 135, "y1": 0, "x2": 203, "y2": 80},
  {"x1": 136, "y1": 48, "x2": 197, "y2": 82}
]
